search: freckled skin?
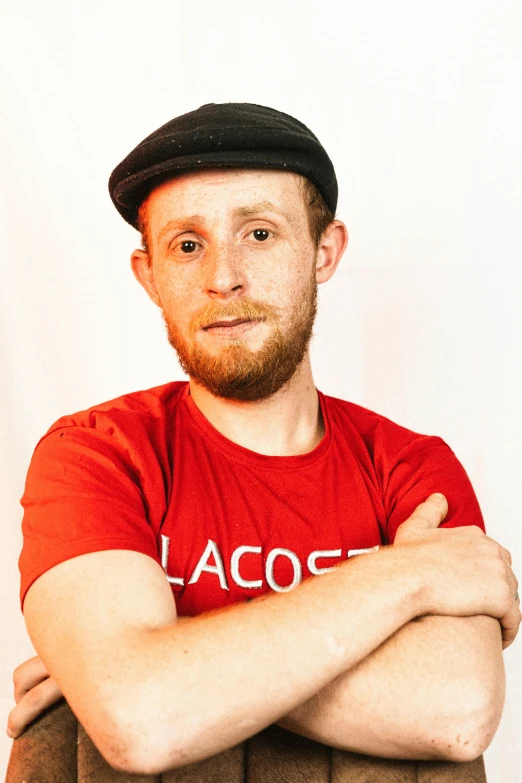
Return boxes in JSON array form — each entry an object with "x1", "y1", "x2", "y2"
[
  {"x1": 130, "y1": 167, "x2": 348, "y2": 453},
  {"x1": 140, "y1": 169, "x2": 320, "y2": 362}
]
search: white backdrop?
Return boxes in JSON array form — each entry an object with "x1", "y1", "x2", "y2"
[{"x1": 1, "y1": 1, "x2": 521, "y2": 779}]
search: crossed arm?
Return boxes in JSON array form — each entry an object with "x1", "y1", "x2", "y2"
[
  {"x1": 9, "y1": 496, "x2": 520, "y2": 774},
  {"x1": 279, "y1": 613, "x2": 504, "y2": 759}
]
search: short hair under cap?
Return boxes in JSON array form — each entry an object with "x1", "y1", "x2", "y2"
[{"x1": 108, "y1": 102, "x2": 338, "y2": 229}]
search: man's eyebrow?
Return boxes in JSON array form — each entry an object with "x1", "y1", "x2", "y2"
[
  {"x1": 234, "y1": 201, "x2": 288, "y2": 219},
  {"x1": 157, "y1": 216, "x2": 203, "y2": 242}
]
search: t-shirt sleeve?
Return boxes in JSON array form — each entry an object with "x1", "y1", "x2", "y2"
[
  {"x1": 19, "y1": 425, "x2": 160, "y2": 610},
  {"x1": 383, "y1": 436, "x2": 485, "y2": 544}
]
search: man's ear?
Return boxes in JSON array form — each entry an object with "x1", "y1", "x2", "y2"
[
  {"x1": 130, "y1": 249, "x2": 162, "y2": 307},
  {"x1": 315, "y1": 220, "x2": 348, "y2": 284}
]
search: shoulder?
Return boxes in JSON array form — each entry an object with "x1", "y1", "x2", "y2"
[
  {"x1": 37, "y1": 381, "x2": 188, "y2": 448},
  {"x1": 321, "y1": 391, "x2": 446, "y2": 462},
  {"x1": 321, "y1": 393, "x2": 485, "y2": 539},
  {"x1": 25, "y1": 381, "x2": 189, "y2": 486}
]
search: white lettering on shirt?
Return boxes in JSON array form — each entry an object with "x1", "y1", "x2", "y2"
[
  {"x1": 160, "y1": 537, "x2": 380, "y2": 593},
  {"x1": 347, "y1": 546, "x2": 380, "y2": 557},
  {"x1": 231, "y1": 545, "x2": 263, "y2": 589},
  {"x1": 160, "y1": 534, "x2": 185, "y2": 586},
  {"x1": 265, "y1": 548, "x2": 302, "y2": 592},
  {"x1": 188, "y1": 539, "x2": 229, "y2": 590},
  {"x1": 307, "y1": 549, "x2": 343, "y2": 575}
]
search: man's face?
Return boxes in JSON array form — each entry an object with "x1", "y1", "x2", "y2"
[{"x1": 135, "y1": 169, "x2": 322, "y2": 401}]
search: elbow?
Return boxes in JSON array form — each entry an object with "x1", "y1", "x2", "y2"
[
  {"x1": 96, "y1": 722, "x2": 189, "y2": 776},
  {"x1": 98, "y1": 738, "x2": 164, "y2": 776},
  {"x1": 97, "y1": 729, "x2": 187, "y2": 775},
  {"x1": 92, "y1": 701, "x2": 199, "y2": 775},
  {"x1": 80, "y1": 719, "x2": 162, "y2": 775},
  {"x1": 104, "y1": 748, "x2": 179, "y2": 777},
  {"x1": 434, "y1": 682, "x2": 505, "y2": 763},
  {"x1": 76, "y1": 671, "x2": 228, "y2": 775},
  {"x1": 437, "y1": 725, "x2": 492, "y2": 764}
]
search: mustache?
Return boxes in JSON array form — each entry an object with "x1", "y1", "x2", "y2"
[{"x1": 191, "y1": 299, "x2": 279, "y2": 330}]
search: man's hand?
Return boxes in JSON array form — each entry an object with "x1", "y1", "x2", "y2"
[
  {"x1": 393, "y1": 494, "x2": 521, "y2": 648},
  {"x1": 7, "y1": 656, "x2": 62, "y2": 739},
  {"x1": 279, "y1": 494, "x2": 517, "y2": 759}
]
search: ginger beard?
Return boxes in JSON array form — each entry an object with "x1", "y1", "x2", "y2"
[{"x1": 161, "y1": 272, "x2": 318, "y2": 402}]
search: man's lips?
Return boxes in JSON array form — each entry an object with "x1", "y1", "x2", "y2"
[
  {"x1": 203, "y1": 318, "x2": 256, "y2": 329},
  {"x1": 201, "y1": 318, "x2": 263, "y2": 337}
]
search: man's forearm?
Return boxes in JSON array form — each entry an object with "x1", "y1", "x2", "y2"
[
  {"x1": 279, "y1": 614, "x2": 505, "y2": 762},
  {"x1": 119, "y1": 550, "x2": 422, "y2": 770},
  {"x1": 24, "y1": 497, "x2": 517, "y2": 774},
  {"x1": 26, "y1": 547, "x2": 420, "y2": 774}
]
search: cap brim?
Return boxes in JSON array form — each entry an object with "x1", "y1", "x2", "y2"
[{"x1": 111, "y1": 150, "x2": 337, "y2": 229}]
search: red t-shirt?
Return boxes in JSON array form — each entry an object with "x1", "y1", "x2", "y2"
[{"x1": 19, "y1": 382, "x2": 485, "y2": 615}]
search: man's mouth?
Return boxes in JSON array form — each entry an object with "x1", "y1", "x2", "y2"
[
  {"x1": 203, "y1": 318, "x2": 254, "y2": 330},
  {"x1": 202, "y1": 318, "x2": 262, "y2": 337}
]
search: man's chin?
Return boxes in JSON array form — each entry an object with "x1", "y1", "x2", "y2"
[
  {"x1": 193, "y1": 375, "x2": 293, "y2": 403},
  {"x1": 183, "y1": 356, "x2": 286, "y2": 402},
  {"x1": 170, "y1": 340, "x2": 295, "y2": 401},
  {"x1": 163, "y1": 285, "x2": 316, "y2": 401}
]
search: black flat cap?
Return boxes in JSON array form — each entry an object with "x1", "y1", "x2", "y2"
[{"x1": 109, "y1": 102, "x2": 338, "y2": 229}]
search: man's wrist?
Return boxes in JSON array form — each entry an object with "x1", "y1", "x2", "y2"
[
  {"x1": 337, "y1": 545, "x2": 425, "y2": 636},
  {"x1": 377, "y1": 539, "x2": 440, "y2": 617}
]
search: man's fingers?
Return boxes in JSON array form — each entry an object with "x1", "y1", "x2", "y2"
[
  {"x1": 407, "y1": 493, "x2": 449, "y2": 528},
  {"x1": 501, "y1": 546, "x2": 513, "y2": 566},
  {"x1": 500, "y1": 601, "x2": 522, "y2": 650},
  {"x1": 395, "y1": 494, "x2": 448, "y2": 542},
  {"x1": 7, "y1": 677, "x2": 63, "y2": 739},
  {"x1": 13, "y1": 656, "x2": 50, "y2": 704}
]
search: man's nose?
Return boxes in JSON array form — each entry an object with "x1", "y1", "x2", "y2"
[{"x1": 203, "y1": 243, "x2": 246, "y2": 298}]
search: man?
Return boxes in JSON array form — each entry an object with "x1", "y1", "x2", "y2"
[{"x1": 7, "y1": 103, "x2": 520, "y2": 774}]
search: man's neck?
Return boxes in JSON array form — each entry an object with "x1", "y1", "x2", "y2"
[{"x1": 188, "y1": 357, "x2": 324, "y2": 457}]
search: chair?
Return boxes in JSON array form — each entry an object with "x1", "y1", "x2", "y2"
[{"x1": 5, "y1": 700, "x2": 487, "y2": 782}]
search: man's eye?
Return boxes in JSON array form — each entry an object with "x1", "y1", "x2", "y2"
[
  {"x1": 252, "y1": 229, "x2": 270, "y2": 242},
  {"x1": 181, "y1": 240, "x2": 198, "y2": 253}
]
